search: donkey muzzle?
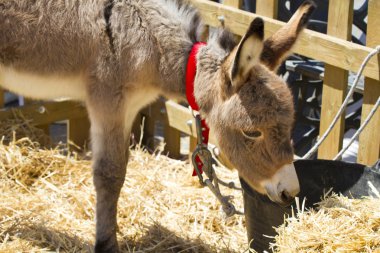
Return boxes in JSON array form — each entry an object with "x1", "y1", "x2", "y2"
[{"x1": 263, "y1": 163, "x2": 300, "y2": 206}]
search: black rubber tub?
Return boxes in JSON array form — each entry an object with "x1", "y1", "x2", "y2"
[{"x1": 240, "y1": 159, "x2": 380, "y2": 252}]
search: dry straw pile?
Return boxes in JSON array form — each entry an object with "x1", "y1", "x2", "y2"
[
  {"x1": 273, "y1": 195, "x2": 380, "y2": 253},
  {"x1": 0, "y1": 109, "x2": 51, "y2": 146},
  {"x1": 0, "y1": 137, "x2": 248, "y2": 253},
  {"x1": 1, "y1": 118, "x2": 379, "y2": 253}
]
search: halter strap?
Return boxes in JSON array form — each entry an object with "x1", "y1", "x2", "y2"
[{"x1": 185, "y1": 42, "x2": 209, "y2": 176}]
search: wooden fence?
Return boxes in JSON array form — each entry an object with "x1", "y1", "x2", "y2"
[
  {"x1": 0, "y1": 0, "x2": 379, "y2": 166},
  {"x1": 145, "y1": 0, "x2": 380, "y2": 166},
  {"x1": 0, "y1": 95, "x2": 90, "y2": 149},
  {"x1": 187, "y1": 0, "x2": 380, "y2": 166}
]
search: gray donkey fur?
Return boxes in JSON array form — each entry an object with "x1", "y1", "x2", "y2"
[{"x1": 0, "y1": 0, "x2": 315, "y2": 251}]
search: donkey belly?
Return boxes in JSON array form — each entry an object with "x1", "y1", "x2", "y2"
[{"x1": 0, "y1": 65, "x2": 87, "y2": 101}]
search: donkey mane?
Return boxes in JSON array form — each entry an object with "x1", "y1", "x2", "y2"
[
  {"x1": 152, "y1": 0, "x2": 204, "y2": 44},
  {"x1": 149, "y1": 0, "x2": 237, "y2": 52}
]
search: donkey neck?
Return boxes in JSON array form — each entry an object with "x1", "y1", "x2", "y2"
[{"x1": 124, "y1": 0, "x2": 203, "y2": 97}]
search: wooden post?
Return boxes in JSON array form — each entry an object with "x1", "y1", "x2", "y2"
[
  {"x1": 190, "y1": 0, "x2": 379, "y2": 81},
  {"x1": 141, "y1": 100, "x2": 181, "y2": 158},
  {"x1": 256, "y1": 0, "x2": 278, "y2": 19},
  {"x1": 68, "y1": 116, "x2": 90, "y2": 149},
  {"x1": 141, "y1": 104, "x2": 158, "y2": 150},
  {"x1": 0, "y1": 89, "x2": 4, "y2": 108},
  {"x1": 318, "y1": 0, "x2": 353, "y2": 159},
  {"x1": 164, "y1": 121, "x2": 181, "y2": 159},
  {"x1": 161, "y1": 99, "x2": 182, "y2": 158},
  {"x1": 189, "y1": 136, "x2": 197, "y2": 162},
  {"x1": 358, "y1": 0, "x2": 380, "y2": 165},
  {"x1": 131, "y1": 112, "x2": 143, "y2": 145},
  {"x1": 223, "y1": 0, "x2": 242, "y2": 8},
  {"x1": 223, "y1": 0, "x2": 242, "y2": 42},
  {"x1": 138, "y1": 99, "x2": 182, "y2": 158}
]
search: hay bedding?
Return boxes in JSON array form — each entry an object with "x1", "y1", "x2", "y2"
[
  {"x1": 1, "y1": 125, "x2": 380, "y2": 253},
  {"x1": 0, "y1": 137, "x2": 248, "y2": 253},
  {"x1": 273, "y1": 195, "x2": 380, "y2": 253},
  {"x1": 0, "y1": 110, "x2": 51, "y2": 146}
]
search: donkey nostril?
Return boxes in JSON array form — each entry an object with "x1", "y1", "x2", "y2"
[{"x1": 280, "y1": 190, "x2": 294, "y2": 205}]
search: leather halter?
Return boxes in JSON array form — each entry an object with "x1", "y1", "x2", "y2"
[{"x1": 185, "y1": 42, "x2": 209, "y2": 176}]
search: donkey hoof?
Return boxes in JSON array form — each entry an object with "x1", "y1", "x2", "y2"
[{"x1": 94, "y1": 240, "x2": 119, "y2": 253}]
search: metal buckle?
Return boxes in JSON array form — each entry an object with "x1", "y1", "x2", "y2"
[
  {"x1": 191, "y1": 114, "x2": 213, "y2": 185},
  {"x1": 189, "y1": 107, "x2": 242, "y2": 217}
]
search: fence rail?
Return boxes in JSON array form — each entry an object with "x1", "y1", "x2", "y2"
[{"x1": 0, "y1": 99, "x2": 89, "y2": 149}]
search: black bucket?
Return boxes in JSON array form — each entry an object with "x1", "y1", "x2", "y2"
[{"x1": 240, "y1": 159, "x2": 380, "y2": 252}]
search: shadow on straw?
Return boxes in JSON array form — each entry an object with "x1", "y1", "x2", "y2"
[
  {"x1": 2, "y1": 220, "x2": 92, "y2": 252},
  {"x1": 120, "y1": 222, "x2": 215, "y2": 253},
  {"x1": 4, "y1": 221, "x2": 219, "y2": 253}
]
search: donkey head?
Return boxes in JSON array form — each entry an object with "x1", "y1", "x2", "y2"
[{"x1": 194, "y1": 1, "x2": 315, "y2": 205}]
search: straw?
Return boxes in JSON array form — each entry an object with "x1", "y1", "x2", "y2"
[
  {"x1": 0, "y1": 136, "x2": 248, "y2": 252},
  {"x1": 272, "y1": 194, "x2": 380, "y2": 253},
  {"x1": 2, "y1": 117, "x2": 378, "y2": 253},
  {"x1": 0, "y1": 109, "x2": 51, "y2": 146}
]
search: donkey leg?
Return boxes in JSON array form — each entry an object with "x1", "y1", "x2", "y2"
[{"x1": 89, "y1": 108, "x2": 128, "y2": 253}]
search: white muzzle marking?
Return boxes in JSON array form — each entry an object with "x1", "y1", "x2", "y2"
[{"x1": 261, "y1": 163, "x2": 300, "y2": 203}]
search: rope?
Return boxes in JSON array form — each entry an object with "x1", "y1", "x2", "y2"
[
  {"x1": 334, "y1": 97, "x2": 380, "y2": 160},
  {"x1": 302, "y1": 45, "x2": 380, "y2": 159}
]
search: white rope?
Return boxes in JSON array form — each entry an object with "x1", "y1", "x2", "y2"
[
  {"x1": 334, "y1": 97, "x2": 380, "y2": 160},
  {"x1": 302, "y1": 45, "x2": 380, "y2": 159}
]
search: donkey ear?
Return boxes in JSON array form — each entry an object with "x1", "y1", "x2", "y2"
[
  {"x1": 260, "y1": 0, "x2": 316, "y2": 71},
  {"x1": 231, "y1": 18, "x2": 264, "y2": 86}
]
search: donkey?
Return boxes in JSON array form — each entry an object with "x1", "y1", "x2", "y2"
[{"x1": 0, "y1": 0, "x2": 315, "y2": 251}]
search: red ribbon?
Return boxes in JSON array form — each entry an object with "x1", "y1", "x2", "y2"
[{"x1": 185, "y1": 42, "x2": 209, "y2": 176}]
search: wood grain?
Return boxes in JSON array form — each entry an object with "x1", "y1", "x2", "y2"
[
  {"x1": 190, "y1": 0, "x2": 380, "y2": 81},
  {"x1": 0, "y1": 89, "x2": 4, "y2": 108},
  {"x1": 318, "y1": 0, "x2": 353, "y2": 159},
  {"x1": 256, "y1": 0, "x2": 278, "y2": 18},
  {"x1": 358, "y1": 0, "x2": 380, "y2": 165},
  {"x1": 68, "y1": 116, "x2": 90, "y2": 149},
  {"x1": 223, "y1": 0, "x2": 242, "y2": 8},
  {"x1": 0, "y1": 100, "x2": 87, "y2": 126},
  {"x1": 164, "y1": 121, "x2": 182, "y2": 159}
]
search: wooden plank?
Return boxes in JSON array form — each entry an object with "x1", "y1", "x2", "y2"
[
  {"x1": 358, "y1": 0, "x2": 380, "y2": 165},
  {"x1": 318, "y1": 0, "x2": 353, "y2": 159},
  {"x1": 256, "y1": 0, "x2": 278, "y2": 18},
  {"x1": 190, "y1": 0, "x2": 380, "y2": 81},
  {"x1": 326, "y1": 1, "x2": 353, "y2": 39},
  {"x1": 24, "y1": 98, "x2": 51, "y2": 137},
  {"x1": 358, "y1": 79, "x2": 380, "y2": 164},
  {"x1": 131, "y1": 112, "x2": 143, "y2": 145},
  {"x1": 189, "y1": 136, "x2": 197, "y2": 163},
  {"x1": 140, "y1": 100, "x2": 166, "y2": 150},
  {"x1": 165, "y1": 100, "x2": 198, "y2": 137},
  {"x1": 68, "y1": 116, "x2": 90, "y2": 149},
  {"x1": 0, "y1": 100, "x2": 87, "y2": 126},
  {"x1": 165, "y1": 101, "x2": 229, "y2": 165},
  {"x1": 36, "y1": 124, "x2": 50, "y2": 137},
  {"x1": 165, "y1": 100, "x2": 217, "y2": 146},
  {"x1": 164, "y1": 124, "x2": 181, "y2": 158},
  {"x1": 223, "y1": 0, "x2": 242, "y2": 8},
  {"x1": 222, "y1": 0, "x2": 242, "y2": 41},
  {"x1": 0, "y1": 89, "x2": 4, "y2": 108}
]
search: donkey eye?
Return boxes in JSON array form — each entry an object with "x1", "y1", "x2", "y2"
[{"x1": 241, "y1": 130, "x2": 262, "y2": 139}]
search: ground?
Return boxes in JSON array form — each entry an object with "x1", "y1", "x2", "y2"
[{"x1": 0, "y1": 138, "x2": 248, "y2": 253}]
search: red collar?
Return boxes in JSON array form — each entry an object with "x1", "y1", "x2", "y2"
[
  {"x1": 186, "y1": 42, "x2": 206, "y2": 111},
  {"x1": 186, "y1": 42, "x2": 209, "y2": 176}
]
